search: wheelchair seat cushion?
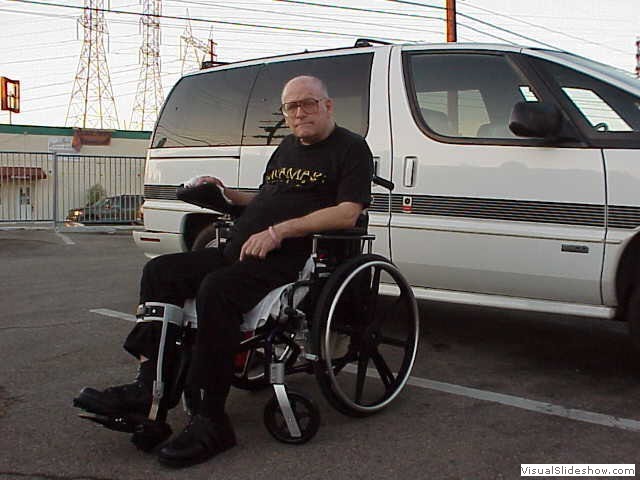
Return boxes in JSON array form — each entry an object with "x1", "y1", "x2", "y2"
[{"x1": 183, "y1": 256, "x2": 316, "y2": 331}]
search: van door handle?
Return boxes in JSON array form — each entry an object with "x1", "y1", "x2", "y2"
[
  {"x1": 372, "y1": 156, "x2": 380, "y2": 177},
  {"x1": 403, "y1": 156, "x2": 417, "y2": 187}
]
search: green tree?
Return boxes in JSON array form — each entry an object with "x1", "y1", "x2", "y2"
[{"x1": 86, "y1": 183, "x2": 106, "y2": 205}]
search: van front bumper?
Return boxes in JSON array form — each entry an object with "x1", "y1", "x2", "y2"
[{"x1": 133, "y1": 230, "x2": 185, "y2": 258}]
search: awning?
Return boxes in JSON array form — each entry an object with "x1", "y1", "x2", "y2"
[{"x1": 0, "y1": 166, "x2": 47, "y2": 180}]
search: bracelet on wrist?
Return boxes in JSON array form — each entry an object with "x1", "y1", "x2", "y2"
[{"x1": 268, "y1": 225, "x2": 281, "y2": 248}]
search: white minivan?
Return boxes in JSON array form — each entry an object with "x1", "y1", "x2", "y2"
[{"x1": 134, "y1": 41, "x2": 640, "y2": 345}]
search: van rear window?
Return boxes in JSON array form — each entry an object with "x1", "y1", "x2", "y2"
[
  {"x1": 242, "y1": 53, "x2": 373, "y2": 145},
  {"x1": 152, "y1": 65, "x2": 260, "y2": 148}
]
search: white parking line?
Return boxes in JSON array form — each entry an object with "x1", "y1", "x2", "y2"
[
  {"x1": 405, "y1": 375, "x2": 640, "y2": 433},
  {"x1": 90, "y1": 307, "x2": 640, "y2": 433},
  {"x1": 55, "y1": 231, "x2": 75, "y2": 245},
  {"x1": 90, "y1": 308, "x2": 136, "y2": 322}
]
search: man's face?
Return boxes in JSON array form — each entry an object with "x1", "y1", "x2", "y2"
[{"x1": 281, "y1": 79, "x2": 334, "y2": 145}]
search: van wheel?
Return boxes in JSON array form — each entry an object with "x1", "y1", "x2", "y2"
[
  {"x1": 192, "y1": 225, "x2": 218, "y2": 250},
  {"x1": 627, "y1": 283, "x2": 640, "y2": 350}
]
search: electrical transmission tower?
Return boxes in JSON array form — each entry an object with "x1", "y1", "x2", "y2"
[
  {"x1": 130, "y1": 0, "x2": 164, "y2": 131},
  {"x1": 66, "y1": 0, "x2": 119, "y2": 130},
  {"x1": 180, "y1": 15, "x2": 218, "y2": 75}
]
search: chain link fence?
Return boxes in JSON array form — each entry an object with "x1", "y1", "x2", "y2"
[{"x1": 0, "y1": 151, "x2": 145, "y2": 226}]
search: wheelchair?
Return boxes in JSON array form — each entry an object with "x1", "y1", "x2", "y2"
[{"x1": 76, "y1": 176, "x2": 419, "y2": 450}]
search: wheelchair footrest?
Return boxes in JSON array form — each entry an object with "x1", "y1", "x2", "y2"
[{"x1": 77, "y1": 411, "x2": 172, "y2": 452}]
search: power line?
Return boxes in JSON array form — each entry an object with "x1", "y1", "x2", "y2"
[
  {"x1": 3, "y1": 54, "x2": 78, "y2": 64},
  {"x1": 6, "y1": 0, "x2": 413, "y2": 42},
  {"x1": 26, "y1": 65, "x2": 142, "y2": 96},
  {"x1": 0, "y1": 5, "x2": 74, "y2": 20},
  {"x1": 23, "y1": 59, "x2": 182, "y2": 103},
  {"x1": 276, "y1": 0, "x2": 444, "y2": 22},
  {"x1": 381, "y1": 0, "x2": 564, "y2": 49},
  {"x1": 276, "y1": 0, "x2": 516, "y2": 44},
  {"x1": 166, "y1": 0, "x2": 438, "y2": 36},
  {"x1": 461, "y1": 0, "x2": 630, "y2": 55}
]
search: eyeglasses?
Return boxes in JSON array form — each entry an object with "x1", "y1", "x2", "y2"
[{"x1": 280, "y1": 97, "x2": 326, "y2": 117}]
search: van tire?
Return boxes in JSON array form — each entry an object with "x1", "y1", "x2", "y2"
[
  {"x1": 191, "y1": 224, "x2": 219, "y2": 250},
  {"x1": 627, "y1": 283, "x2": 640, "y2": 351}
]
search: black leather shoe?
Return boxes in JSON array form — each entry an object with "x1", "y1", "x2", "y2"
[
  {"x1": 158, "y1": 414, "x2": 237, "y2": 468},
  {"x1": 73, "y1": 360, "x2": 155, "y2": 415},
  {"x1": 73, "y1": 381, "x2": 152, "y2": 416}
]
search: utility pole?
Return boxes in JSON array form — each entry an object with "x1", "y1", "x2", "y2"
[
  {"x1": 636, "y1": 38, "x2": 640, "y2": 78},
  {"x1": 130, "y1": 0, "x2": 164, "y2": 131},
  {"x1": 66, "y1": 0, "x2": 119, "y2": 129},
  {"x1": 446, "y1": 0, "x2": 457, "y2": 42},
  {"x1": 446, "y1": 0, "x2": 458, "y2": 134}
]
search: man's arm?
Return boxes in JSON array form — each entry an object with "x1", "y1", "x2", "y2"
[
  {"x1": 222, "y1": 188, "x2": 257, "y2": 207},
  {"x1": 274, "y1": 201, "x2": 363, "y2": 239},
  {"x1": 239, "y1": 201, "x2": 363, "y2": 261},
  {"x1": 192, "y1": 175, "x2": 257, "y2": 206}
]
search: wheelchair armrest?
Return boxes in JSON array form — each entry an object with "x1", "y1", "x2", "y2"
[
  {"x1": 312, "y1": 228, "x2": 374, "y2": 241},
  {"x1": 176, "y1": 183, "x2": 245, "y2": 218},
  {"x1": 313, "y1": 213, "x2": 372, "y2": 240}
]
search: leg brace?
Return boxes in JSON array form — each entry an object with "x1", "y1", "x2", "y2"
[{"x1": 136, "y1": 302, "x2": 184, "y2": 421}]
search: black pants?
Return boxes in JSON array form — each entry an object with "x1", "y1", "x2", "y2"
[{"x1": 123, "y1": 246, "x2": 307, "y2": 414}]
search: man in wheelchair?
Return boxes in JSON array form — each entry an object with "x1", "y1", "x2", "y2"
[{"x1": 74, "y1": 75, "x2": 375, "y2": 467}]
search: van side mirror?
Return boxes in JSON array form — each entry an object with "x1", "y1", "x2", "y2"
[{"x1": 509, "y1": 102, "x2": 562, "y2": 138}]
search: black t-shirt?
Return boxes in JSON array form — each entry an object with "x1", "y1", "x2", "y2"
[{"x1": 225, "y1": 126, "x2": 373, "y2": 262}]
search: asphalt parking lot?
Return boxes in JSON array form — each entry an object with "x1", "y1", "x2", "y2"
[{"x1": 1, "y1": 228, "x2": 639, "y2": 480}]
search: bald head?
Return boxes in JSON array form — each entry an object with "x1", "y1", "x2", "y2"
[
  {"x1": 281, "y1": 75, "x2": 329, "y2": 103},
  {"x1": 280, "y1": 75, "x2": 335, "y2": 145}
]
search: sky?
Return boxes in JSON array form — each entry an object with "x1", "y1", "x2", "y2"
[{"x1": 0, "y1": 0, "x2": 639, "y2": 130}]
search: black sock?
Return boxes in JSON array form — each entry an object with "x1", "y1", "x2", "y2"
[{"x1": 190, "y1": 388, "x2": 226, "y2": 420}]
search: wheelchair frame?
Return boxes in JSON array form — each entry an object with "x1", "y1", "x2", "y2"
[{"x1": 214, "y1": 225, "x2": 420, "y2": 443}]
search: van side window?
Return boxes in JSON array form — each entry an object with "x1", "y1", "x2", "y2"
[
  {"x1": 532, "y1": 59, "x2": 640, "y2": 134},
  {"x1": 405, "y1": 53, "x2": 540, "y2": 140},
  {"x1": 243, "y1": 53, "x2": 373, "y2": 146},
  {"x1": 152, "y1": 65, "x2": 260, "y2": 148}
]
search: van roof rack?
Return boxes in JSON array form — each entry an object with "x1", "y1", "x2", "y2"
[
  {"x1": 355, "y1": 38, "x2": 392, "y2": 47},
  {"x1": 201, "y1": 60, "x2": 230, "y2": 69}
]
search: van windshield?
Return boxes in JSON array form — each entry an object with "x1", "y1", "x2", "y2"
[
  {"x1": 532, "y1": 50, "x2": 640, "y2": 92},
  {"x1": 532, "y1": 56, "x2": 640, "y2": 134}
]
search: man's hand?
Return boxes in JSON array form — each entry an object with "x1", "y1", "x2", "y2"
[
  {"x1": 240, "y1": 228, "x2": 281, "y2": 261},
  {"x1": 191, "y1": 175, "x2": 224, "y2": 188}
]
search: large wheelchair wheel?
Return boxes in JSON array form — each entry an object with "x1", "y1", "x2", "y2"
[
  {"x1": 192, "y1": 224, "x2": 219, "y2": 250},
  {"x1": 311, "y1": 254, "x2": 419, "y2": 417}
]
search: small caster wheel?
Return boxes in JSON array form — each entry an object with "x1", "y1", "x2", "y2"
[
  {"x1": 263, "y1": 390, "x2": 320, "y2": 444},
  {"x1": 130, "y1": 420, "x2": 172, "y2": 452}
]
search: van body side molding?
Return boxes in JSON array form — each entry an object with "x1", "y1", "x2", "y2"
[
  {"x1": 378, "y1": 283, "x2": 615, "y2": 319},
  {"x1": 369, "y1": 193, "x2": 640, "y2": 230}
]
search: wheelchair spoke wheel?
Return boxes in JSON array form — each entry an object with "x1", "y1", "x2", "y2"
[
  {"x1": 263, "y1": 390, "x2": 320, "y2": 444},
  {"x1": 312, "y1": 254, "x2": 419, "y2": 417}
]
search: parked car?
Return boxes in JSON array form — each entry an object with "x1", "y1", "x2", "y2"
[
  {"x1": 133, "y1": 40, "x2": 640, "y2": 347},
  {"x1": 67, "y1": 194, "x2": 144, "y2": 224}
]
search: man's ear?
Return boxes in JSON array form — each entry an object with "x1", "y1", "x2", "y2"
[{"x1": 324, "y1": 98, "x2": 334, "y2": 114}]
